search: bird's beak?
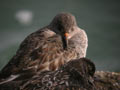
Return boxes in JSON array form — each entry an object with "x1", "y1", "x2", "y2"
[{"x1": 62, "y1": 33, "x2": 69, "y2": 50}]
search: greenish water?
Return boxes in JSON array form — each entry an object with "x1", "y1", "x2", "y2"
[{"x1": 0, "y1": 0, "x2": 120, "y2": 71}]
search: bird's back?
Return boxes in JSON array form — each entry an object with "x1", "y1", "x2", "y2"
[
  {"x1": 0, "y1": 28, "x2": 79, "y2": 79},
  {"x1": 0, "y1": 28, "x2": 56, "y2": 78}
]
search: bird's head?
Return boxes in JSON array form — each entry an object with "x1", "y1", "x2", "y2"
[{"x1": 49, "y1": 12, "x2": 77, "y2": 50}]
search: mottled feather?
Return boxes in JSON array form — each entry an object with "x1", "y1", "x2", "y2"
[{"x1": 0, "y1": 13, "x2": 88, "y2": 79}]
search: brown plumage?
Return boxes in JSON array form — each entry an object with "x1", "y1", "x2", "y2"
[
  {"x1": 0, "y1": 58, "x2": 96, "y2": 90},
  {"x1": 21, "y1": 58, "x2": 95, "y2": 90},
  {"x1": 0, "y1": 12, "x2": 88, "y2": 79}
]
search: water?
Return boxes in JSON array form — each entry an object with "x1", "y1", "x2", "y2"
[{"x1": 0, "y1": 0, "x2": 120, "y2": 71}]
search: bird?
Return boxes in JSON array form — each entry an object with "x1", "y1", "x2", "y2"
[
  {"x1": 0, "y1": 58, "x2": 96, "y2": 90},
  {"x1": 0, "y1": 12, "x2": 88, "y2": 80}
]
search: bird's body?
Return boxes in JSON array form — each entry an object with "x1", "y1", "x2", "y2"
[
  {"x1": 0, "y1": 58, "x2": 96, "y2": 90},
  {"x1": 0, "y1": 13, "x2": 88, "y2": 79},
  {"x1": 20, "y1": 58, "x2": 95, "y2": 90}
]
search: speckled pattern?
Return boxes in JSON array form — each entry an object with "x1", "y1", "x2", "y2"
[
  {"x1": 0, "y1": 58, "x2": 95, "y2": 90},
  {"x1": 20, "y1": 58, "x2": 95, "y2": 90},
  {"x1": 0, "y1": 13, "x2": 88, "y2": 79},
  {"x1": 0, "y1": 58, "x2": 120, "y2": 90}
]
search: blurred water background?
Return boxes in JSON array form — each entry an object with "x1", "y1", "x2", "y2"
[{"x1": 0, "y1": 0, "x2": 120, "y2": 71}]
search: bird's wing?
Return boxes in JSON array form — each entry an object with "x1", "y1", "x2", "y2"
[
  {"x1": 25, "y1": 35, "x2": 78, "y2": 71},
  {"x1": 0, "y1": 32, "x2": 77, "y2": 79},
  {"x1": 20, "y1": 58, "x2": 95, "y2": 90},
  {"x1": 0, "y1": 29, "x2": 52, "y2": 78}
]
